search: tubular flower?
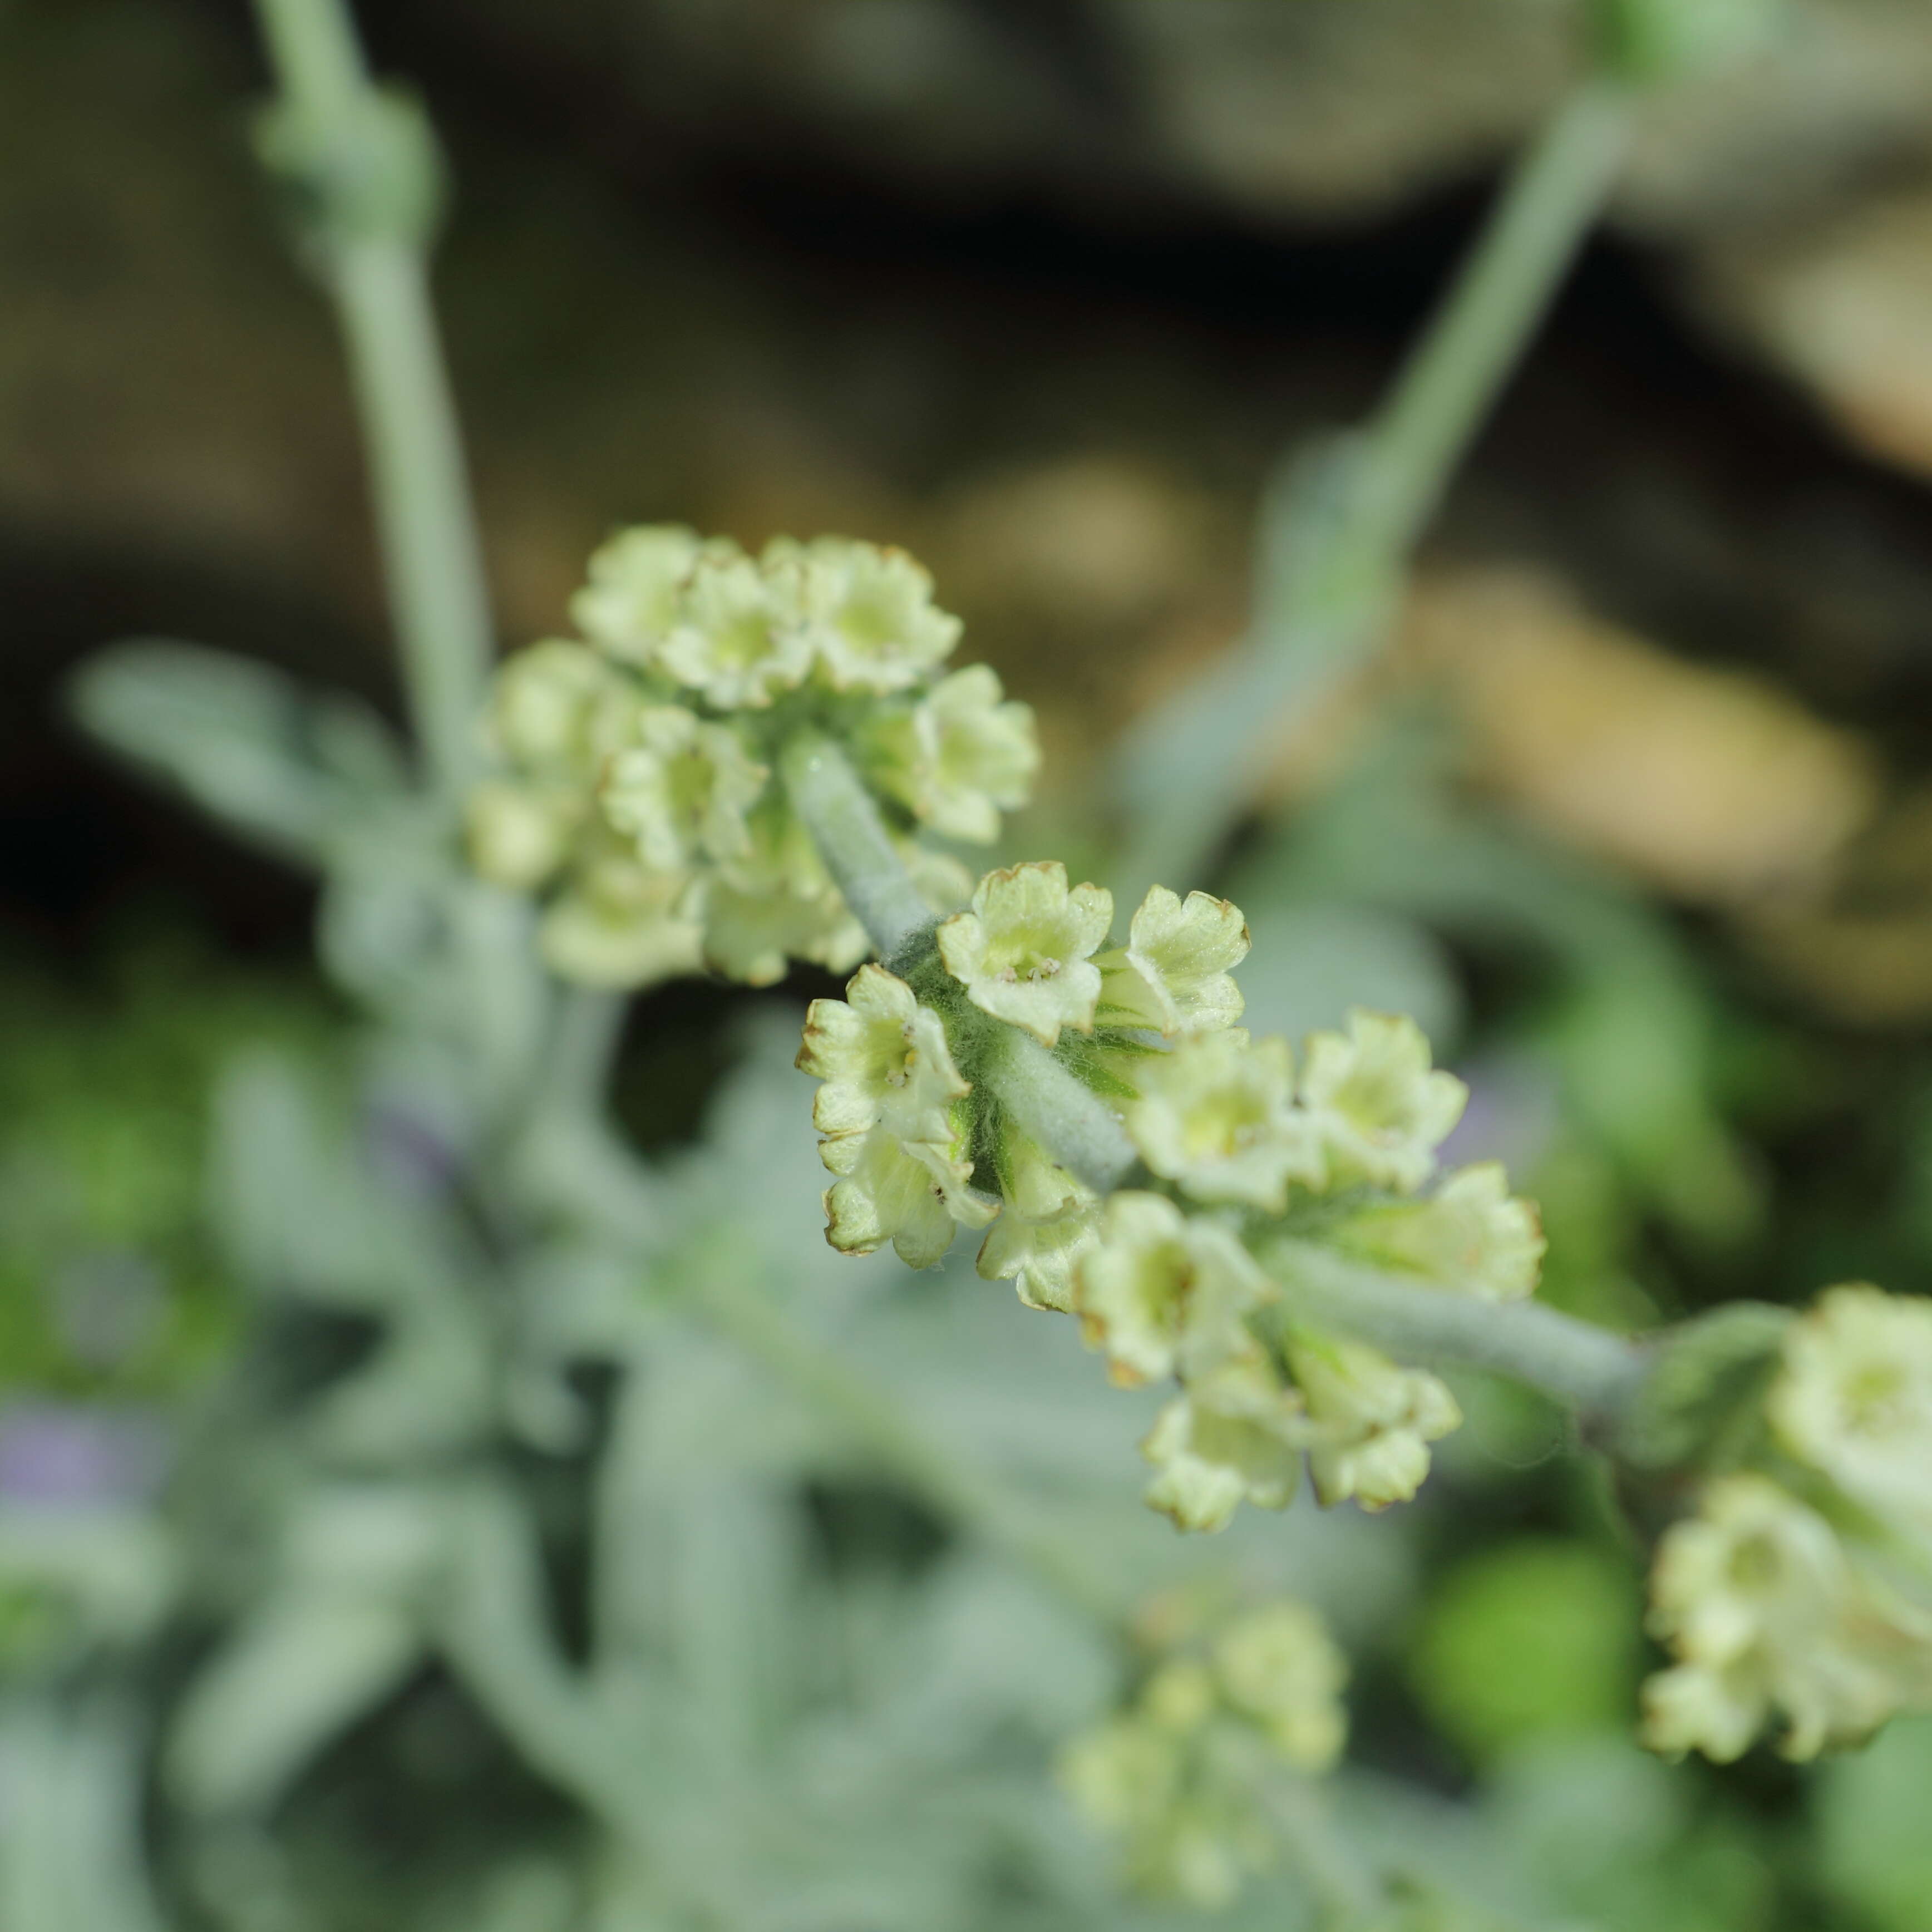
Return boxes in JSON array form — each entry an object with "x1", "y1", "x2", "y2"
[
  {"x1": 1125, "y1": 1033, "x2": 1320, "y2": 1213},
  {"x1": 485, "y1": 640, "x2": 641, "y2": 781},
  {"x1": 568, "y1": 524, "x2": 712, "y2": 665},
  {"x1": 474, "y1": 527, "x2": 1036, "y2": 990},
  {"x1": 1061, "y1": 1598, "x2": 1349, "y2": 1909},
  {"x1": 862, "y1": 663, "x2": 1040, "y2": 843},
  {"x1": 1767, "y1": 1285, "x2": 1932, "y2": 1546},
  {"x1": 1141, "y1": 1391, "x2": 1306, "y2": 1535},
  {"x1": 1330, "y1": 1162, "x2": 1545, "y2": 1302},
  {"x1": 600, "y1": 707, "x2": 766, "y2": 873},
  {"x1": 936, "y1": 861, "x2": 1113, "y2": 1045},
  {"x1": 655, "y1": 548, "x2": 814, "y2": 711},
  {"x1": 1073, "y1": 1192, "x2": 1273, "y2": 1388},
  {"x1": 821, "y1": 1117, "x2": 996, "y2": 1271},
  {"x1": 1095, "y1": 887, "x2": 1249, "y2": 1037},
  {"x1": 797, "y1": 965, "x2": 969, "y2": 1146},
  {"x1": 795, "y1": 539, "x2": 962, "y2": 692},
  {"x1": 1298, "y1": 1008, "x2": 1468, "y2": 1193},
  {"x1": 974, "y1": 1206, "x2": 1099, "y2": 1315},
  {"x1": 1641, "y1": 1474, "x2": 1932, "y2": 1763},
  {"x1": 536, "y1": 839, "x2": 704, "y2": 989},
  {"x1": 1287, "y1": 1333, "x2": 1462, "y2": 1512}
]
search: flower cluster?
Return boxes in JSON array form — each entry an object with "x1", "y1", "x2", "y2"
[
  {"x1": 798, "y1": 859, "x2": 1545, "y2": 1532},
  {"x1": 1060, "y1": 1600, "x2": 1348, "y2": 1909},
  {"x1": 467, "y1": 526, "x2": 1038, "y2": 987},
  {"x1": 1642, "y1": 1285, "x2": 1932, "y2": 1762}
]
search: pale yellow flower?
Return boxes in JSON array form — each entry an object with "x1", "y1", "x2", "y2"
[
  {"x1": 1073, "y1": 1192, "x2": 1273, "y2": 1388},
  {"x1": 797, "y1": 964, "x2": 969, "y2": 1146},
  {"x1": 936, "y1": 860, "x2": 1113, "y2": 1045},
  {"x1": 820, "y1": 1121, "x2": 997, "y2": 1270},
  {"x1": 1298, "y1": 1008, "x2": 1467, "y2": 1194},
  {"x1": 1125, "y1": 1033, "x2": 1320, "y2": 1213},
  {"x1": 1288, "y1": 1333, "x2": 1461, "y2": 1512},
  {"x1": 1332, "y1": 1162, "x2": 1545, "y2": 1302},
  {"x1": 1095, "y1": 887, "x2": 1248, "y2": 1037},
  {"x1": 569, "y1": 524, "x2": 713, "y2": 666},
  {"x1": 1769, "y1": 1284, "x2": 1932, "y2": 1545},
  {"x1": 599, "y1": 706, "x2": 767, "y2": 873},
  {"x1": 796, "y1": 538, "x2": 962, "y2": 693}
]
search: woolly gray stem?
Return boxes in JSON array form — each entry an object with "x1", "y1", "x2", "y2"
[
  {"x1": 778, "y1": 730, "x2": 937, "y2": 960},
  {"x1": 1263, "y1": 1238, "x2": 1652, "y2": 1430},
  {"x1": 253, "y1": 0, "x2": 495, "y2": 809},
  {"x1": 982, "y1": 1026, "x2": 1138, "y2": 1197}
]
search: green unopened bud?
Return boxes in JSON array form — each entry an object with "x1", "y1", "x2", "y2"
[{"x1": 465, "y1": 780, "x2": 584, "y2": 891}]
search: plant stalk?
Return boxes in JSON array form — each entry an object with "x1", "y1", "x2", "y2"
[
  {"x1": 779, "y1": 729, "x2": 937, "y2": 962},
  {"x1": 1265, "y1": 1238, "x2": 1652, "y2": 1430},
  {"x1": 1117, "y1": 80, "x2": 1633, "y2": 896},
  {"x1": 253, "y1": 0, "x2": 495, "y2": 810}
]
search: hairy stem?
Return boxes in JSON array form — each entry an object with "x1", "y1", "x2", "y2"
[
  {"x1": 982, "y1": 1025, "x2": 1138, "y2": 1197},
  {"x1": 779, "y1": 730, "x2": 937, "y2": 960},
  {"x1": 1264, "y1": 1239, "x2": 1652, "y2": 1430},
  {"x1": 253, "y1": 0, "x2": 495, "y2": 809}
]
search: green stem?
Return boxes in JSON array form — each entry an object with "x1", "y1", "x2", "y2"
[
  {"x1": 1349, "y1": 80, "x2": 1632, "y2": 561},
  {"x1": 1117, "y1": 81, "x2": 1633, "y2": 897},
  {"x1": 779, "y1": 730, "x2": 937, "y2": 961},
  {"x1": 691, "y1": 1242, "x2": 1125, "y2": 1632},
  {"x1": 252, "y1": 0, "x2": 495, "y2": 809},
  {"x1": 1265, "y1": 1238, "x2": 1651, "y2": 1430}
]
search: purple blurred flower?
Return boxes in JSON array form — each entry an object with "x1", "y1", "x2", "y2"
[{"x1": 0, "y1": 1404, "x2": 172, "y2": 1507}]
